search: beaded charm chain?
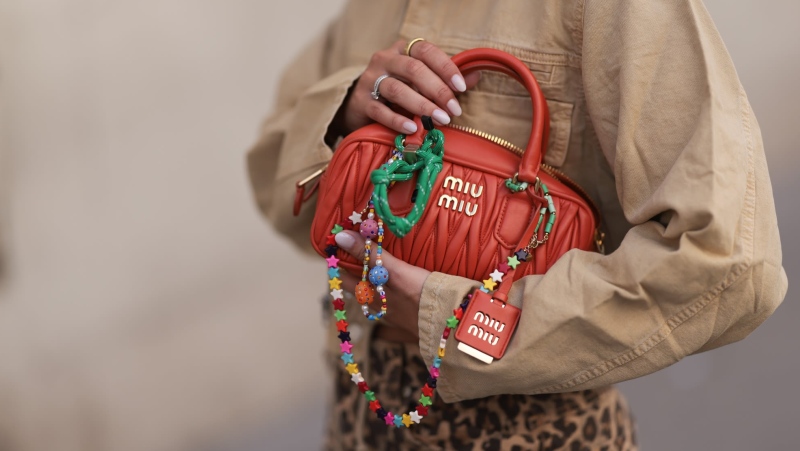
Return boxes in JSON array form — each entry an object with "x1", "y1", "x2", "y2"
[
  {"x1": 326, "y1": 221, "x2": 470, "y2": 428},
  {"x1": 352, "y1": 201, "x2": 389, "y2": 320}
]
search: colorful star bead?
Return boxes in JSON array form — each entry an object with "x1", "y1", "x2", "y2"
[
  {"x1": 336, "y1": 320, "x2": 348, "y2": 332},
  {"x1": 340, "y1": 341, "x2": 353, "y2": 353},
  {"x1": 438, "y1": 347, "x2": 446, "y2": 358},
  {"x1": 384, "y1": 413, "x2": 395, "y2": 425},
  {"x1": 325, "y1": 245, "x2": 338, "y2": 256},
  {"x1": 402, "y1": 414, "x2": 413, "y2": 428},
  {"x1": 416, "y1": 405, "x2": 429, "y2": 416},
  {"x1": 433, "y1": 357, "x2": 442, "y2": 368},
  {"x1": 357, "y1": 382, "x2": 368, "y2": 392},
  {"x1": 394, "y1": 416, "x2": 404, "y2": 428},
  {"x1": 446, "y1": 316, "x2": 459, "y2": 329},
  {"x1": 410, "y1": 410, "x2": 423, "y2": 424},
  {"x1": 334, "y1": 310, "x2": 347, "y2": 321},
  {"x1": 369, "y1": 400, "x2": 381, "y2": 412},
  {"x1": 329, "y1": 278, "x2": 342, "y2": 290},
  {"x1": 332, "y1": 299, "x2": 345, "y2": 310},
  {"x1": 419, "y1": 395, "x2": 432, "y2": 407},
  {"x1": 421, "y1": 385, "x2": 434, "y2": 397},
  {"x1": 326, "y1": 254, "x2": 340, "y2": 268},
  {"x1": 338, "y1": 331, "x2": 350, "y2": 342},
  {"x1": 497, "y1": 262, "x2": 510, "y2": 273},
  {"x1": 345, "y1": 363, "x2": 359, "y2": 374},
  {"x1": 349, "y1": 211, "x2": 363, "y2": 224},
  {"x1": 489, "y1": 269, "x2": 504, "y2": 283},
  {"x1": 515, "y1": 249, "x2": 530, "y2": 262},
  {"x1": 507, "y1": 255, "x2": 521, "y2": 269},
  {"x1": 453, "y1": 308, "x2": 463, "y2": 320},
  {"x1": 365, "y1": 391, "x2": 376, "y2": 401},
  {"x1": 343, "y1": 218, "x2": 354, "y2": 229},
  {"x1": 350, "y1": 372, "x2": 363, "y2": 383},
  {"x1": 341, "y1": 353, "x2": 354, "y2": 364},
  {"x1": 331, "y1": 224, "x2": 344, "y2": 234},
  {"x1": 427, "y1": 376, "x2": 437, "y2": 388},
  {"x1": 482, "y1": 278, "x2": 497, "y2": 291},
  {"x1": 326, "y1": 234, "x2": 337, "y2": 245},
  {"x1": 430, "y1": 367, "x2": 440, "y2": 378},
  {"x1": 327, "y1": 267, "x2": 340, "y2": 278},
  {"x1": 330, "y1": 289, "x2": 343, "y2": 300},
  {"x1": 480, "y1": 286, "x2": 490, "y2": 293}
]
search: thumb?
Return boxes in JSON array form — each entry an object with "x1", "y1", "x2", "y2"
[
  {"x1": 334, "y1": 230, "x2": 365, "y2": 258},
  {"x1": 335, "y1": 230, "x2": 400, "y2": 271}
]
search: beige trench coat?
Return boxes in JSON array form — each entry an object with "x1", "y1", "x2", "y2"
[{"x1": 247, "y1": 0, "x2": 787, "y2": 403}]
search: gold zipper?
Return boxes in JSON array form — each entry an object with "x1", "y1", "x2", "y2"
[{"x1": 444, "y1": 123, "x2": 600, "y2": 218}]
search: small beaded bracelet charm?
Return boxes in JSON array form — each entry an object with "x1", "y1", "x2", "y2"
[{"x1": 353, "y1": 201, "x2": 389, "y2": 320}]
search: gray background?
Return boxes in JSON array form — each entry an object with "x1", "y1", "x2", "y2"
[{"x1": 0, "y1": 1, "x2": 796, "y2": 450}]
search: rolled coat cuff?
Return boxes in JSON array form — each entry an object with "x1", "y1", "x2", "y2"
[{"x1": 247, "y1": 65, "x2": 364, "y2": 254}]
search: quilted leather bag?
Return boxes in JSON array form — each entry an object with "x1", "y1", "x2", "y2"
[{"x1": 298, "y1": 48, "x2": 601, "y2": 284}]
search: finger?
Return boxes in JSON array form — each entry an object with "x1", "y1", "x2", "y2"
[
  {"x1": 334, "y1": 230, "x2": 402, "y2": 273},
  {"x1": 362, "y1": 93, "x2": 420, "y2": 134},
  {"x1": 406, "y1": 40, "x2": 467, "y2": 94},
  {"x1": 386, "y1": 55, "x2": 462, "y2": 118},
  {"x1": 335, "y1": 229, "x2": 430, "y2": 298},
  {"x1": 377, "y1": 77, "x2": 452, "y2": 125}
]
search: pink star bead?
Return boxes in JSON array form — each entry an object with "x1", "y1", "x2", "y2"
[
  {"x1": 340, "y1": 341, "x2": 353, "y2": 353},
  {"x1": 430, "y1": 367, "x2": 440, "y2": 378},
  {"x1": 384, "y1": 413, "x2": 395, "y2": 425},
  {"x1": 325, "y1": 255, "x2": 340, "y2": 268}
]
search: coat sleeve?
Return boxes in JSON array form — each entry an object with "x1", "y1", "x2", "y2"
[
  {"x1": 417, "y1": 0, "x2": 788, "y2": 402},
  {"x1": 247, "y1": 19, "x2": 365, "y2": 254}
]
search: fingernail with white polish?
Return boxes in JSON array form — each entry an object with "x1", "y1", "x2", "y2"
[
  {"x1": 451, "y1": 74, "x2": 467, "y2": 92},
  {"x1": 403, "y1": 121, "x2": 418, "y2": 133},
  {"x1": 432, "y1": 109, "x2": 450, "y2": 125},
  {"x1": 447, "y1": 99, "x2": 462, "y2": 117},
  {"x1": 335, "y1": 231, "x2": 355, "y2": 249}
]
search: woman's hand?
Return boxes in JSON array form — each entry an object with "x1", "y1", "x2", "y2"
[
  {"x1": 339, "y1": 39, "x2": 481, "y2": 136},
  {"x1": 335, "y1": 230, "x2": 430, "y2": 341}
]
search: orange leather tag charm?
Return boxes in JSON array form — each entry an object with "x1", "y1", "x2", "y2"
[{"x1": 455, "y1": 289, "x2": 521, "y2": 364}]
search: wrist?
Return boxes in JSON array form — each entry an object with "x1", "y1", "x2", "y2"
[{"x1": 325, "y1": 78, "x2": 359, "y2": 146}]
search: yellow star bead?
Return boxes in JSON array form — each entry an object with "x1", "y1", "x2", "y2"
[
  {"x1": 402, "y1": 414, "x2": 413, "y2": 428},
  {"x1": 437, "y1": 347, "x2": 446, "y2": 358},
  {"x1": 345, "y1": 363, "x2": 359, "y2": 374},
  {"x1": 482, "y1": 278, "x2": 497, "y2": 291},
  {"x1": 328, "y1": 277, "x2": 342, "y2": 290}
]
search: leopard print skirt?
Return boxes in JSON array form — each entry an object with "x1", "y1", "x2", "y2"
[{"x1": 325, "y1": 337, "x2": 638, "y2": 451}]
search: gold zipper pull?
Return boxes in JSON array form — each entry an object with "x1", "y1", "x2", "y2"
[{"x1": 297, "y1": 164, "x2": 328, "y2": 188}]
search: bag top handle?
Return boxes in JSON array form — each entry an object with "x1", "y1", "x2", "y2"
[{"x1": 450, "y1": 48, "x2": 550, "y2": 184}]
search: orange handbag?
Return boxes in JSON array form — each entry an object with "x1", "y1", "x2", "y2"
[{"x1": 299, "y1": 48, "x2": 601, "y2": 285}]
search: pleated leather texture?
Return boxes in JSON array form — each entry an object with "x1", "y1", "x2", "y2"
[{"x1": 311, "y1": 123, "x2": 597, "y2": 282}]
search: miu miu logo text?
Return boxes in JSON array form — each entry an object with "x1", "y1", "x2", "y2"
[
  {"x1": 437, "y1": 176, "x2": 483, "y2": 216},
  {"x1": 466, "y1": 311, "x2": 506, "y2": 346}
]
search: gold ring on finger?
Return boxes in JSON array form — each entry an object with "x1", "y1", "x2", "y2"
[{"x1": 405, "y1": 38, "x2": 426, "y2": 57}]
